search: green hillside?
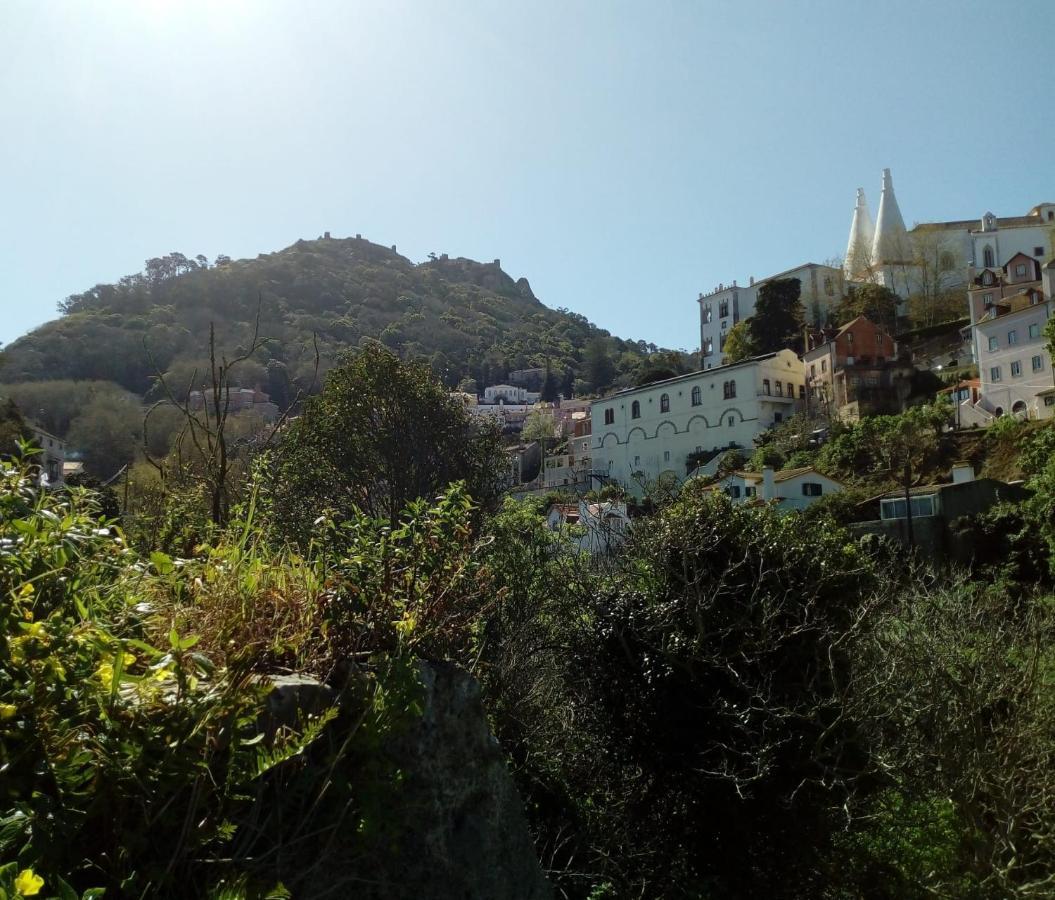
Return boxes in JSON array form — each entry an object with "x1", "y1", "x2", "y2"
[{"x1": 1, "y1": 236, "x2": 680, "y2": 403}]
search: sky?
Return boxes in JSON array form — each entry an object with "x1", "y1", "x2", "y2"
[{"x1": 2, "y1": 0, "x2": 1053, "y2": 351}]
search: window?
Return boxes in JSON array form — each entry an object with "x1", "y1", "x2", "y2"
[
  {"x1": 631, "y1": 400, "x2": 641, "y2": 419},
  {"x1": 604, "y1": 408, "x2": 614, "y2": 425},
  {"x1": 1015, "y1": 263, "x2": 1027, "y2": 276},
  {"x1": 775, "y1": 380, "x2": 783, "y2": 396},
  {"x1": 763, "y1": 378, "x2": 771, "y2": 395},
  {"x1": 988, "y1": 336, "x2": 998, "y2": 351},
  {"x1": 774, "y1": 412, "x2": 783, "y2": 423},
  {"x1": 1011, "y1": 360, "x2": 1022, "y2": 377},
  {"x1": 719, "y1": 301, "x2": 729, "y2": 318},
  {"x1": 633, "y1": 456, "x2": 640, "y2": 468},
  {"x1": 723, "y1": 380, "x2": 736, "y2": 399},
  {"x1": 801, "y1": 482, "x2": 823, "y2": 497},
  {"x1": 983, "y1": 292, "x2": 993, "y2": 306},
  {"x1": 1036, "y1": 247, "x2": 1045, "y2": 256},
  {"x1": 983, "y1": 246, "x2": 995, "y2": 267},
  {"x1": 745, "y1": 486, "x2": 756, "y2": 497},
  {"x1": 660, "y1": 393, "x2": 670, "y2": 413},
  {"x1": 727, "y1": 416, "x2": 734, "y2": 427},
  {"x1": 1047, "y1": 396, "x2": 1055, "y2": 407},
  {"x1": 1033, "y1": 355, "x2": 1044, "y2": 372},
  {"x1": 880, "y1": 495, "x2": 936, "y2": 520},
  {"x1": 991, "y1": 366, "x2": 1002, "y2": 382},
  {"x1": 691, "y1": 385, "x2": 701, "y2": 406},
  {"x1": 703, "y1": 306, "x2": 712, "y2": 323},
  {"x1": 663, "y1": 450, "x2": 670, "y2": 462},
  {"x1": 1030, "y1": 323, "x2": 1041, "y2": 338},
  {"x1": 704, "y1": 338, "x2": 713, "y2": 354},
  {"x1": 847, "y1": 331, "x2": 854, "y2": 344},
  {"x1": 799, "y1": 385, "x2": 806, "y2": 399},
  {"x1": 727, "y1": 485, "x2": 741, "y2": 499},
  {"x1": 824, "y1": 276, "x2": 834, "y2": 296},
  {"x1": 1008, "y1": 329, "x2": 1018, "y2": 345},
  {"x1": 809, "y1": 364, "x2": 816, "y2": 378},
  {"x1": 821, "y1": 359, "x2": 827, "y2": 373}
]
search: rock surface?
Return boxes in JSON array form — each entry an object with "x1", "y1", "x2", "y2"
[{"x1": 305, "y1": 661, "x2": 552, "y2": 900}]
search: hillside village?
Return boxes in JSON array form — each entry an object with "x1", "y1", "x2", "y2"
[{"x1": 449, "y1": 169, "x2": 1054, "y2": 552}]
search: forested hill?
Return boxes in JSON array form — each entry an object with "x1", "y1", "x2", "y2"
[{"x1": 1, "y1": 236, "x2": 681, "y2": 403}]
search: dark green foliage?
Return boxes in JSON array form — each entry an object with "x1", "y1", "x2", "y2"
[
  {"x1": 0, "y1": 397, "x2": 29, "y2": 455},
  {"x1": 834, "y1": 282, "x2": 901, "y2": 332},
  {"x1": 747, "y1": 277, "x2": 804, "y2": 353},
  {"x1": 582, "y1": 337, "x2": 617, "y2": 393},
  {"x1": 261, "y1": 343, "x2": 504, "y2": 540},
  {"x1": 482, "y1": 486, "x2": 875, "y2": 897}
]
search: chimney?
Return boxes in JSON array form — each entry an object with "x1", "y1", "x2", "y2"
[
  {"x1": 762, "y1": 466, "x2": 775, "y2": 500},
  {"x1": 749, "y1": 276, "x2": 755, "y2": 286},
  {"x1": 952, "y1": 463, "x2": 975, "y2": 484}
]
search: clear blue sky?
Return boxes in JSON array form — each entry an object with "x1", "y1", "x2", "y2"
[{"x1": 2, "y1": 0, "x2": 1053, "y2": 351}]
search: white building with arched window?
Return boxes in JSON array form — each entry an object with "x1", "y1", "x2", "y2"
[{"x1": 590, "y1": 350, "x2": 805, "y2": 493}]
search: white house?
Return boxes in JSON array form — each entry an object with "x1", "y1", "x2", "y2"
[
  {"x1": 545, "y1": 499, "x2": 629, "y2": 555},
  {"x1": 482, "y1": 384, "x2": 541, "y2": 405},
  {"x1": 27, "y1": 424, "x2": 65, "y2": 488},
  {"x1": 698, "y1": 264, "x2": 844, "y2": 368},
  {"x1": 591, "y1": 350, "x2": 806, "y2": 493},
  {"x1": 712, "y1": 466, "x2": 844, "y2": 512}
]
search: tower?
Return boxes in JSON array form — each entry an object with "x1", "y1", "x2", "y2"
[
  {"x1": 844, "y1": 187, "x2": 875, "y2": 278},
  {"x1": 870, "y1": 168, "x2": 909, "y2": 266}
]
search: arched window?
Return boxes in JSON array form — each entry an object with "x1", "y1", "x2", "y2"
[
  {"x1": 631, "y1": 400, "x2": 641, "y2": 419},
  {"x1": 660, "y1": 393, "x2": 670, "y2": 413},
  {"x1": 983, "y1": 245, "x2": 995, "y2": 268},
  {"x1": 691, "y1": 386, "x2": 701, "y2": 406}
]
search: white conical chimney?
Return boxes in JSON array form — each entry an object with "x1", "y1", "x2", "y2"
[
  {"x1": 844, "y1": 188, "x2": 875, "y2": 278},
  {"x1": 871, "y1": 168, "x2": 910, "y2": 266}
]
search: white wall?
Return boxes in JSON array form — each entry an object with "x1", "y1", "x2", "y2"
[
  {"x1": 975, "y1": 300, "x2": 1054, "y2": 418},
  {"x1": 591, "y1": 351, "x2": 805, "y2": 493}
]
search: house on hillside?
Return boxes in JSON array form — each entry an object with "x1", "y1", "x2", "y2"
[
  {"x1": 482, "y1": 384, "x2": 541, "y2": 405},
  {"x1": 959, "y1": 257, "x2": 1054, "y2": 424},
  {"x1": 545, "y1": 499, "x2": 630, "y2": 555},
  {"x1": 712, "y1": 466, "x2": 844, "y2": 512},
  {"x1": 27, "y1": 424, "x2": 65, "y2": 488},
  {"x1": 849, "y1": 464, "x2": 1029, "y2": 558},
  {"x1": 802, "y1": 315, "x2": 913, "y2": 420},
  {"x1": 590, "y1": 350, "x2": 806, "y2": 494},
  {"x1": 504, "y1": 441, "x2": 542, "y2": 487}
]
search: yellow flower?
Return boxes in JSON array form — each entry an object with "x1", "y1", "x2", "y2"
[
  {"x1": 18, "y1": 582, "x2": 34, "y2": 598},
  {"x1": 14, "y1": 868, "x2": 44, "y2": 896},
  {"x1": 0, "y1": 703, "x2": 16, "y2": 720},
  {"x1": 95, "y1": 662, "x2": 115, "y2": 690},
  {"x1": 393, "y1": 612, "x2": 417, "y2": 638},
  {"x1": 153, "y1": 667, "x2": 174, "y2": 683},
  {"x1": 96, "y1": 653, "x2": 137, "y2": 691}
]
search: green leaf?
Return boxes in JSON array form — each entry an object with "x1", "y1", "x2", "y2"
[{"x1": 150, "y1": 551, "x2": 174, "y2": 575}]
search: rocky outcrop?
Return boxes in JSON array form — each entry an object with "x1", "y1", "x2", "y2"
[{"x1": 299, "y1": 661, "x2": 551, "y2": 900}]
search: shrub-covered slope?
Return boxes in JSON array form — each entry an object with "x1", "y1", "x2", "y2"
[{"x1": 1, "y1": 238, "x2": 663, "y2": 399}]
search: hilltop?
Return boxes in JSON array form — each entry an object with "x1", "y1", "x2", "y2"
[{"x1": 0, "y1": 235, "x2": 679, "y2": 404}]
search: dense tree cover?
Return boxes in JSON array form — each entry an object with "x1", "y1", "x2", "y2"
[
  {"x1": 259, "y1": 342, "x2": 505, "y2": 540},
  {"x1": 0, "y1": 397, "x2": 29, "y2": 455},
  {"x1": 721, "y1": 319, "x2": 757, "y2": 363},
  {"x1": 833, "y1": 282, "x2": 901, "y2": 332},
  {"x1": 746, "y1": 277, "x2": 804, "y2": 353},
  {"x1": 1, "y1": 238, "x2": 678, "y2": 402}
]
